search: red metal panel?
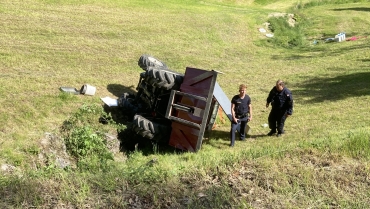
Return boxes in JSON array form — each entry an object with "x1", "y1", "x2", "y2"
[
  {"x1": 168, "y1": 67, "x2": 217, "y2": 152},
  {"x1": 168, "y1": 122, "x2": 199, "y2": 152},
  {"x1": 181, "y1": 70, "x2": 215, "y2": 97}
]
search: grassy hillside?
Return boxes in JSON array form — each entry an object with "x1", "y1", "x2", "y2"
[{"x1": 1, "y1": 0, "x2": 369, "y2": 208}]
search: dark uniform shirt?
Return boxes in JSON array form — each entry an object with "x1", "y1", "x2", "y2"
[
  {"x1": 231, "y1": 95, "x2": 251, "y2": 118},
  {"x1": 266, "y1": 87, "x2": 293, "y2": 115}
]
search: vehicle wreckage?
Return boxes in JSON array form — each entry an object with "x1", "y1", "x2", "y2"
[{"x1": 104, "y1": 55, "x2": 242, "y2": 152}]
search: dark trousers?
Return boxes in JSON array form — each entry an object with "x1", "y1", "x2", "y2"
[
  {"x1": 230, "y1": 117, "x2": 248, "y2": 146},
  {"x1": 268, "y1": 109, "x2": 287, "y2": 134}
]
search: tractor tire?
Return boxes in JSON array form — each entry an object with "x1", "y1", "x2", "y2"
[
  {"x1": 146, "y1": 66, "x2": 184, "y2": 90},
  {"x1": 131, "y1": 115, "x2": 172, "y2": 142},
  {"x1": 138, "y1": 54, "x2": 168, "y2": 71},
  {"x1": 118, "y1": 93, "x2": 135, "y2": 108},
  {"x1": 132, "y1": 115, "x2": 155, "y2": 139}
]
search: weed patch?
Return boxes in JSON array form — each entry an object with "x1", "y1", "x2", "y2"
[
  {"x1": 267, "y1": 15, "x2": 308, "y2": 48},
  {"x1": 61, "y1": 104, "x2": 121, "y2": 172},
  {"x1": 64, "y1": 126, "x2": 113, "y2": 171}
]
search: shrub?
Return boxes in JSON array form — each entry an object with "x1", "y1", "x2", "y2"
[{"x1": 64, "y1": 126, "x2": 113, "y2": 171}]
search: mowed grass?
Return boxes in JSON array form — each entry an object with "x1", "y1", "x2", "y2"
[{"x1": 0, "y1": 0, "x2": 370, "y2": 208}]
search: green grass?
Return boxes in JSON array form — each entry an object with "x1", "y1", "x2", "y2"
[{"x1": 1, "y1": 0, "x2": 370, "y2": 208}]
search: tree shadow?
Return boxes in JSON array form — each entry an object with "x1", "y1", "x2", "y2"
[
  {"x1": 294, "y1": 71, "x2": 370, "y2": 103},
  {"x1": 271, "y1": 40, "x2": 370, "y2": 61},
  {"x1": 332, "y1": 7, "x2": 370, "y2": 12}
]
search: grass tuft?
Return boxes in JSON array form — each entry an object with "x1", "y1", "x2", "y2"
[{"x1": 341, "y1": 130, "x2": 370, "y2": 159}]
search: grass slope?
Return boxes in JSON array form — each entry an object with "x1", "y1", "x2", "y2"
[{"x1": 0, "y1": 0, "x2": 369, "y2": 208}]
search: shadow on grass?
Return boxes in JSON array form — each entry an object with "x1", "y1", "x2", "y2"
[
  {"x1": 332, "y1": 7, "x2": 370, "y2": 12},
  {"x1": 202, "y1": 129, "x2": 268, "y2": 150},
  {"x1": 271, "y1": 38, "x2": 370, "y2": 61},
  {"x1": 294, "y1": 71, "x2": 370, "y2": 103},
  {"x1": 204, "y1": 129, "x2": 267, "y2": 141},
  {"x1": 106, "y1": 83, "x2": 136, "y2": 97}
]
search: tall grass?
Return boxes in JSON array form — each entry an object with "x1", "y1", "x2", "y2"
[{"x1": 340, "y1": 130, "x2": 370, "y2": 159}]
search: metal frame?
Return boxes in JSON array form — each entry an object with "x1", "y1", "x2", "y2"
[{"x1": 165, "y1": 67, "x2": 218, "y2": 152}]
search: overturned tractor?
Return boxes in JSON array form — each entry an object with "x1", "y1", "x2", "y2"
[{"x1": 115, "y1": 55, "x2": 234, "y2": 152}]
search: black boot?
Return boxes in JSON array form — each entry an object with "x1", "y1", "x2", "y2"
[{"x1": 267, "y1": 130, "x2": 276, "y2": 136}]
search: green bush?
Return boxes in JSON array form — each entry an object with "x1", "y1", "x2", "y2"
[
  {"x1": 61, "y1": 104, "x2": 118, "y2": 172},
  {"x1": 64, "y1": 126, "x2": 113, "y2": 171}
]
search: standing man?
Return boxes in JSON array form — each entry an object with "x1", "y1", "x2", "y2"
[
  {"x1": 266, "y1": 80, "x2": 293, "y2": 137},
  {"x1": 230, "y1": 84, "x2": 253, "y2": 147}
]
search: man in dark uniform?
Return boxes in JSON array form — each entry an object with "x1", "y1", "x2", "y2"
[
  {"x1": 230, "y1": 84, "x2": 253, "y2": 147},
  {"x1": 266, "y1": 80, "x2": 293, "y2": 137}
]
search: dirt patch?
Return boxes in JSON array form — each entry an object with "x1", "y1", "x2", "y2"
[
  {"x1": 36, "y1": 131, "x2": 124, "y2": 169},
  {"x1": 38, "y1": 132, "x2": 75, "y2": 169},
  {"x1": 1, "y1": 164, "x2": 18, "y2": 175}
]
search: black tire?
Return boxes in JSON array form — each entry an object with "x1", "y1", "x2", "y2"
[
  {"x1": 118, "y1": 93, "x2": 135, "y2": 108},
  {"x1": 146, "y1": 66, "x2": 184, "y2": 90},
  {"x1": 132, "y1": 115, "x2": 155, "y2": 139},
  {"x1": 138, "y1": 54, "x2": 168, "y2": 71},
  {"x1": 136, "y1": 81, "x2": 155, "y2": 109},
  {"x1": 131, "y1": 115, "x2": 171, "y2": 142}
]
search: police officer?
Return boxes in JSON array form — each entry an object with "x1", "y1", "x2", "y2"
[
  {"x1": 266, "y1": 80, "x2": 293, "y2": 137},
  {"x1": 230, "y1": 84, "x2": 253, "y2": 147}
]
